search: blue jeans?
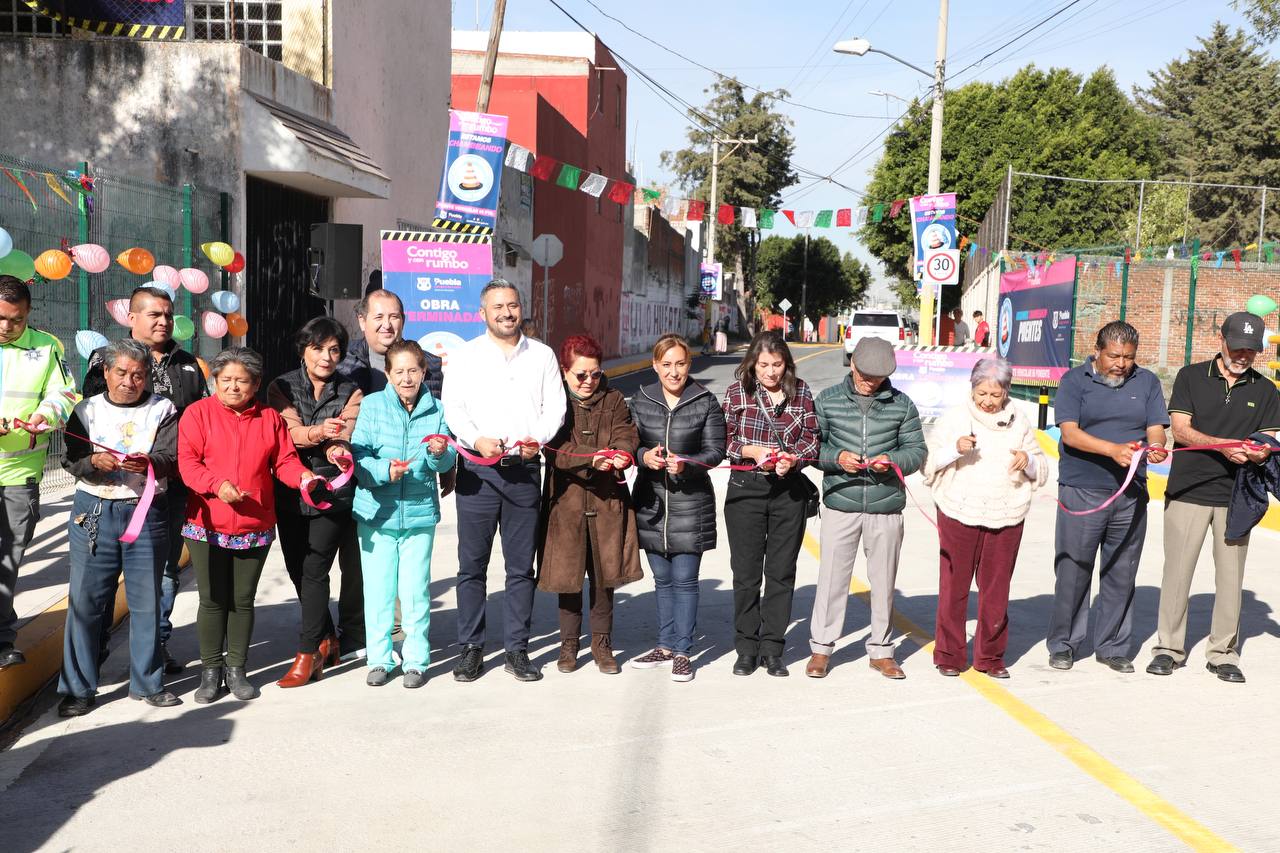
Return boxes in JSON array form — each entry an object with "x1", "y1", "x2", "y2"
[
  {"x1": 60, "y1": 491, "x2": 167, "y2": 699},
  {"x1": 101, "y1": 483, "x2": 185, "y2": 648},
  {"x1": 645, "y1": 552, "x2": 701, "y2": 655}
]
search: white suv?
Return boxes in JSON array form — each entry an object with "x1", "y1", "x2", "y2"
[{"x1": 843, "y1": 310, "x2": 908, "y2": 365}]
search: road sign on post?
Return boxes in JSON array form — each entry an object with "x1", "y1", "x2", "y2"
[
  {"x1": 531, "y1": 234, "x2": 563, "y2": 341},
  {"x1": 777, "y1": 298, "x2": 792, "y2": 312},
  {"x1": 924, "y1": 248, "x2": 960, "y2": 286}
]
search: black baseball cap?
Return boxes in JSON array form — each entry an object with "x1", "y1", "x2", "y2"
[{"x1": 1222, "y1": 311, "x2": 1265, "y2": 351}]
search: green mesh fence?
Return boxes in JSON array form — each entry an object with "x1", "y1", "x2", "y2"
[{"x1": 0, "y1": 151, "x2": 226, "y2": 491}]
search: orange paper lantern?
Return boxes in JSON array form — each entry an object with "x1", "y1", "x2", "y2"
[
  {"x1": 225, "y1": 311, "x2": 249, "y2": 337},
  {"x1": 34, "y1": 249, "x2": 73, "y2": 280},
  {"x1": 116, "y1": 247, "x2": 156, "y2": 275}
]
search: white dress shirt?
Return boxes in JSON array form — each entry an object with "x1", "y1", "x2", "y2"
[{"x1": 442, "y1": 332, "x2": 566, "y2": 453}]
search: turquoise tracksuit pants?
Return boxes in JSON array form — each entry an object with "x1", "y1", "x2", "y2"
[{"x1": 358, "y1": 523, "x2": 435, "y2": 672}]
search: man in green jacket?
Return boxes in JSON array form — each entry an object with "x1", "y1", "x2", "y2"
[
  {"x1": 0, "y1": 276, "x2": 77, "y2": 669},
  {"x1": 806, "y1": 337, "x2": 926, "y2": 680}
]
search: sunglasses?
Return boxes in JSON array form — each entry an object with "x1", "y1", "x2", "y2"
[{"x1": 572, "y1": 370, "x2": 604, "y2": 382}]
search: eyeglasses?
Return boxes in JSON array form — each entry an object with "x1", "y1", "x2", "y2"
[{"x1": 572, "y1": 370, "x2": 604, "y2": 382}]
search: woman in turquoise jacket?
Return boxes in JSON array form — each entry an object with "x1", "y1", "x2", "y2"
[{"x1": 351, "y1": 340, "x2": 456, "y2": 689}]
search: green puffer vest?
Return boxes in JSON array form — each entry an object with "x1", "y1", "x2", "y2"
[{"x1": 814, "y1": 375, "x2": 927, "y2": 514}]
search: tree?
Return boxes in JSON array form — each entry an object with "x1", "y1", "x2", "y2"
[
  {"x1": 1135, "y1": 23, "x2": 1280, "y2": 247},
  {"x1": 1120, "y1": 183, "x2": 1193, "y2": 253},
  {"x1": 662, "y1": 78, "x2": 798, "y2": 309},
  {"x1": 1234, "y1": 0, "x2": 1280, "y2": 41},
  {"x1": 756, "y1": 235, "x2": 861, "y2": 329},
  {"x1": 861, "y1": 65, "x2": 1162, "y2": 303}
]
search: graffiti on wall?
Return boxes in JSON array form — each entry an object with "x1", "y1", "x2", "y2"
[{"x1": 620, "y1": 292, "x2": 686, "y2": 355}]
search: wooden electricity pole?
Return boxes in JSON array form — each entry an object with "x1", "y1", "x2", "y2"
[{"x1": 475, "y1": 0, "x2": 508, "y2": 113}]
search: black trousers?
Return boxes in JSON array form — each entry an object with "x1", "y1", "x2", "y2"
[
  {"x1": 724, "y1": 473, "x2": 808, "y2": 657},
  {"x1": 277, "y1": 511, "x2": 365, "y2": 654}
]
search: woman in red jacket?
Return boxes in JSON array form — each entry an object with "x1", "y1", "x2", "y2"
[{"x1": 178, "y1": 347, "x2": 317, "y2": 703}]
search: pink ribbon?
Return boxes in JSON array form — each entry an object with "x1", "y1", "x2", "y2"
[{"x1": 299, "y1": 451, "x2": 355, "y2": 511}]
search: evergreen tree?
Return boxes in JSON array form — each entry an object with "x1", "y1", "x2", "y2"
[{"x1": 756, "y1": 235, "x2": 864, "y2": 329}]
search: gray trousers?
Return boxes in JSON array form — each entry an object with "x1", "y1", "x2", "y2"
[
  {"x1": 809, "y1": 508, "x2": 904, "y2": 660},
  {"x1": 1047, "y1": 485, "x2": 1147, "y2": 658},
  {"x1": 0, "y1": 483, "x2": 40, "y2": 647},
  {"x1": 1155, "y1": 500, "x2": 1248, "y2": 665}
]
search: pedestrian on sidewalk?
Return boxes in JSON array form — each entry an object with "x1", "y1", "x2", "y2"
[
  {"x1": 924, "y1": 357, "x2": 1047, "y2": 679},
  {"x1": 443, "y1": 280, "x2": 565, "y2": 683},
  {"x1": 629, "y1": 334, "x2": 725, "y2": 682},
  {"x1": 267, "y1": 317, "x2": 365, "y2": 689},
  {"x1": 539, "y1": 334, "x2": 642, "y2": 675},
  {"x1": 723, "y1": 330, "x2": 820, "y2": 678},
  {"x1": 178, "y1": 348, "x2": 319, "y2": 703},
  {"x1": 950, "y1": 308, "x2": 971, "y2": 346},
  {"x1": 806, "y1": 337, "x2": 925, "y2": 680},
  {"x1": 84, "y1": 286, "x2": 208, "y2": 677},
  {"x1": 57, "y1": 338, "x2": 181, "y2": 717},
  {"x1": 351, "y1": 340, "x2": 455, "y2": 689},
  {"x1": 973, "y1": 311, "x2": 990, "y2": 347},
  {"x1": 1047, "y1": 322, "x2": 1168, "y2": 674},
  {"x1": 1148, "y1": 313, "x2": 1279, "y2": 684},
  {"x1": 0, "y1": 276, "x2": 76, "y2": 672}
]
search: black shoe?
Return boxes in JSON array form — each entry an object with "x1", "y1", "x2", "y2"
[
  {"x1": 1207, "y1": 661, "x2": 1246, "y2": 683},
  {"x1": 1048, "y1": 650, "x2": 1073, "y2": 671},
  {"x1": 224, "y1": 666, "x2": 257, "y2": 700},
  {"x1": 504, "y1": 650, "x2": 543, "y2": 682},
  {"x1": 57, "y1": 695, "x2": 95, "y2": 717},
  {"x1": 0, "y1": 646, "x2": 26, "y2": 670},
  {"x1": 1096, "y1": 655, "x2": 1135, "y2": 673},
  {"x1": 194, "y1": 666, "x2": 223, "y2": 703},
  {"x1": 161, "y1": 644, "x2": 183, "y2": 675},
  {"x1": 1146, "y1": 654, "x2": 1178, "y2": 676},
  {"x1": 131, "y1": 690, "x2": 181, "y2": 707},
  {"x1": 453, "y1": 646, "x2": 484, "y2": 682},
  {"x1": 762, "y1": 655, "x2": 788, "y2": 677},
  {"x1": 732, "y1": 654, "x2": 759, "y2": 676}
]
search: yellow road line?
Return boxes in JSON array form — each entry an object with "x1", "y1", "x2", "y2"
[
  {"x1": 800, "y1": 532, "x2": 1236, "y2": 852},
  {"x1": 794, "y1": 345, "x2": 840, "y2": 365}
]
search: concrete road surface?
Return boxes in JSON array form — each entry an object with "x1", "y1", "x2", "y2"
[{"x1": 0, "y1": 345, "x2": 1275, "y2": 852}]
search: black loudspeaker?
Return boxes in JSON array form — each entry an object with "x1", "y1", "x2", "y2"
[{"x1": 308, "y1": 223, "x2": 363, "y2": 300}]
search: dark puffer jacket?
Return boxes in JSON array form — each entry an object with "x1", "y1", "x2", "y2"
[
  {"x1": 629, "y1": 381, "x2": 727, "y2": 554},
  {"x1": 815, "y1": 375, "x2": 927, "y2": 514},
  {"x1": 267, "y1": 368, "x2": 362, "y2": 516}
]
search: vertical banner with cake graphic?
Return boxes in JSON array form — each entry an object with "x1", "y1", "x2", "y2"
[
  {"x1": 434, "y1": 110, "x2": 508, "y2": 234},
  {"x1": 380, "y1": 230, "x2": 493, "y2": 363},
  {"x1": 908, "y1": 193, "x2": 957, "y2": 281}
]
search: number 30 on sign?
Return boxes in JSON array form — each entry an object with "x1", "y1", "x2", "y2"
[{"x1": 924, "y1": 248, "x2": 960, "y2": 286}]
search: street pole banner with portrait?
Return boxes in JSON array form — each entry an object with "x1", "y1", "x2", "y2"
[
  {"x1": 699, "y1": 262, "x2": 723, "y2": 300},
  {"x1": 909, "y1": 193, "x2": 957, "y2": 280},
  {"x1": 379, "y1": 230, "x2": 493, "y2": 363},
  {"x1": 997, "y1": 255, "x2": 1076, "y2": 383},
  {"x1": 434, "y1": 111, "x2": 508, "y2": 235}
]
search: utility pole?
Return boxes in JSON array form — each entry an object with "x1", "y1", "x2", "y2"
[
  {"x1": 921, "y1": 0, "x2": 948, "y2": 346},
  {"x1": 707, "y1": 135, "x2": 757, "y2": 263},
  {"x1": 474, "y1": 0, "x2": 508, "y2": 113},
  {"x1": 801, "y1": 230, "x2": 809, "y2": 343}
]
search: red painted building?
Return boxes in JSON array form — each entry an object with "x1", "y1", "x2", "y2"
[{"x1": 452, "y1": 32, "x2": 628, "y2": 355}]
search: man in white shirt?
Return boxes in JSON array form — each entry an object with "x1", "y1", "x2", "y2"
[
  {"x1": 950, "y1": 308, "x2": 971, "y2": 346},
  {"x1": 443, "y1": 280, "x2": 566, "y2": 682}
]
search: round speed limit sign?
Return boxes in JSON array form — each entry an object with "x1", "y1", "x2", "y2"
[{"x1": 924, "y1": 249, "x2": 960, "y2": 285}]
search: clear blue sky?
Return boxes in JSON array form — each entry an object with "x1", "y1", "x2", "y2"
[{"x1": 457, "y1": 1, "x2": 1258, "y2": 288}]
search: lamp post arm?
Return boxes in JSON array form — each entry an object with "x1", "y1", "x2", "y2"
[{"x1": 867, "y1": 47, "x2": 934, "y2": 80}]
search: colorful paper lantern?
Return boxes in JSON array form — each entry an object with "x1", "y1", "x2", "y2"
[
  {"x1": 178, "y1": 267, "x2": 210, "y2": 294},
  {"x1": 172, "y1": 315, "x2": 195, "y2": 341},
  {"x1": 74, "y1": 330, "x2": 110, "y2": 360},
  {"x1": 225, "y1": 311, "x2": 249, "y2": 337},
  {"x1": 202, "y1": 311, "x2": 228, "y2": 338},
  {"x1": 106, "y1": 298, "x2": 131, "y2": 327},
  {"x1": 201, "y1": 241, "x2": 234, "y2": 267},
  {"x1": 152, "y1": 264, "x2": 181, "y2": 288},
  {"x1": 1246, "y1": 294, "x2": 1277, "y2": 317},
  {"x1": 210, "y1": 290, "x2": 240, "y2": 313},
  {"x1": 70, "y1": 243, "x2": 110, "y2": 274},
  {"x1": 224, "y1": 251, "x2": 245, "y2": 274},
  {"x1": 116, "y1": 247, "x2": 156, "y2": 275},
  {"x1": 0, "y1": 227, "x2": 11, "y2": 260},
  {"x1": 34, "y1": 249, "x2": 73, "y2": 280},
  {"x1": 0, "y1": 250, "x2": 35, "y2": 281}
]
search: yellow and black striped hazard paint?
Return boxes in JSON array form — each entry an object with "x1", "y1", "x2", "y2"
[
  {"x1": 23, "y1": 1, "x2": 186, "y2": 39},
  {"x1": 380, "y1": 230, "x2": 492, "y2": 245},
  {"x1": 431, "y1": 218, "x2": 494, "y2": 236}
]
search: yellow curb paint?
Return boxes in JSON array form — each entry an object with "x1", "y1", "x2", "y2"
[
  {"x1": 801, "y1": 532, "x2": 1236, "y2": 852},
  {"x1": 604, "y1": 359, "x2": 651, "y2": 379}
]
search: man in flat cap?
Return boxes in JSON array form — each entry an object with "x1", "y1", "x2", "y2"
[{"x1": 806, "y1": 337, "x2": 926, "y2": 679}]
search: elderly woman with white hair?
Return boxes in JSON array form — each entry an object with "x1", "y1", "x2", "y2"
[{"x1": 923, "y1": 356, "x2": 1047, "y2": 679}]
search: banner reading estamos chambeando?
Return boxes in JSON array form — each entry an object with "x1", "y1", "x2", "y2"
[
  {"x1": 434, "y1": 111, "x2": 509, "y2": 233},
  {"x1": 997, "y1": 255, "x2": 1076, "y2": 383},
  {"x1": 380, "y1": 232, "x2": 493, "y2": 364},
  {"x1": 909, "y1": 193, "x2": 957, "y2": 281}
]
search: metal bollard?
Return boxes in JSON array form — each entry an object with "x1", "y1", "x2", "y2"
[{"x1": 1037, "y1": 385, "x2": 1049, "y2": 430}]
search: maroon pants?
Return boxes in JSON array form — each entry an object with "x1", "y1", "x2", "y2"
[{"x1": 934, "y1": 512, "x2": 1024, "y2": 671}]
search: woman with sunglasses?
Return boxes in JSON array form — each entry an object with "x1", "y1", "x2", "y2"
[
  {"x1": 539, "y1": 334, "x2": 642, "y2": 674},
  {"x1": 628, "y1": 334, "x2": 725, "y2": 682}
]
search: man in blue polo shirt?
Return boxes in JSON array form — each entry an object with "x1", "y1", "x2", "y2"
[{"x1": 1048, "y1": 321, "x2": 1169, "y2": 673}]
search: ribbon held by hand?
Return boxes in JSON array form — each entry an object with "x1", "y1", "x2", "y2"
[{"x1": 299, "y1": 451, "x2": 355, "y2": 511}]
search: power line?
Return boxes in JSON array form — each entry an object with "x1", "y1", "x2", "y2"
[{"x1": 783, "y1": 0, "x2": 866, "y2": 94}]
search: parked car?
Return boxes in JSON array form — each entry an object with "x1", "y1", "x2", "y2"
[{"x1": 843, "y1": 310, "x2": 909, "y2": 365}]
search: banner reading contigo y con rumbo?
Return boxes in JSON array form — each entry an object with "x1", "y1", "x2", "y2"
[{"x1": 434, "y1": 111, "x2": 509, "y2": 235}]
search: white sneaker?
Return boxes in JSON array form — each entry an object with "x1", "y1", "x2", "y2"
[
  {"x1": 630, "y1": 648, "x2": 674, "y2": 669},
  {"x1": 670, "y1": 655, "x2": 694, "y2": 682},
  {"x1": 339, "y1": 647, "x2": 368, "y2": 663}
]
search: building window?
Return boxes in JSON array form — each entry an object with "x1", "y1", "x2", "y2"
[
  {"x1": 0, "y1": 0, "x2": 63, "y2": 36},
  {"x1": 615, "y1": 85, "x2": 622, "y2": 129},
  {"x1": 192, "y1": 1, "x2": 284, "y2": 61}
]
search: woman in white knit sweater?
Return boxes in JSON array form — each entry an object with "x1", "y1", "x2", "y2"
[{"x1": 923, "y1": 357, "x2": 1047, "y2": 679}]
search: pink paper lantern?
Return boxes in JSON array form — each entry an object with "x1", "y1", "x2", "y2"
[
  {"x1": 179, "y1": 267, "x2": 210, "y2": 294},
  {"x1": 153, "y1": 265, "x2": 181, "y2": 288},
  {"x1": 71, "y1": 244, "x2": 110, "y2": 274},
  {"x1": 202, "y1": 311, "x2": 228, "y2": 338},
  {"x1": 106, "y1": 298, "x2": 131, "y2": 327}
]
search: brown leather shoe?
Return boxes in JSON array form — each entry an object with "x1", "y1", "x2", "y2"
[
  {"x1": 591, "y1": 634, "x2": 620, "y2": 674},
  {"x1": 869, "y1": 658, "x2": 906, "y2": 679},
  {"x1": 276, "y1": 652, "x2": 323, "y2": 688},
  {"x1": 981, "y1": 666, "x2": 1010, "y2": 679},
  {"x1": 805, "y1": 653, "x2": 830, "y2": 678},
  {"x1": 318, "y1": 634, "x2": 340, "y2": 668},
  {"x1": 936, "y1": 664, "x2": 961, "y2": 677},
  {"x1": 557, "y1": 639, "x2": 579, "y2": 673}
]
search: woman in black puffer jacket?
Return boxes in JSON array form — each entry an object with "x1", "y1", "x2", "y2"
[{"x1": 627, "y1": 334, "x2": 726, "y2": 682}]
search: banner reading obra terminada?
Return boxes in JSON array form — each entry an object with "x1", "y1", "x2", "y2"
[
  {"x1": 997, "y1": 255, "x2": 1076, "y2": 383},
  {"x1": 380, "y1": 231, "x2": 493, "y2": 362},
  {"x1": 892, "y1": 348, "x2": 990, "y2": 421},
  {"x1": 434, "y1": 111, "x2": 509, "y2": 234},
  {"x1": 909, "y1": 193, "x2": 957, "y2": 281}
]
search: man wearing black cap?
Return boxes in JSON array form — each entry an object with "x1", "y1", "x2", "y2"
[{"x1": 1148, "y1": 312, "x2": 1280, "y2": 683}]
